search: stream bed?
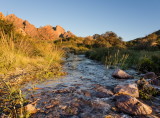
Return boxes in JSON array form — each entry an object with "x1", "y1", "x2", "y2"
[{"x1": 25, "y1": 54, "x2": 160, "y2": 118}]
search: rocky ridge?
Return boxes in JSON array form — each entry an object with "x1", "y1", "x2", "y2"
[{"x1": 1, "y1": 12, "x2": 75, "y2": 40}]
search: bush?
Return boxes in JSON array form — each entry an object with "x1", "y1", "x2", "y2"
[
  {"x1": 138, "y1": 57, "x2": 154, "y2": 72},
  {"x1": 0, "y1": 19, "x2": 14, "y2": 35}
]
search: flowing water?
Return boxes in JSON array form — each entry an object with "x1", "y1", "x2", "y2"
[
  {"x1": 26, "y1": 54, "x2": 137, "y2": 89},
  {"x1": 25, "y1": 54, "x2": 160, "y2": 118}
]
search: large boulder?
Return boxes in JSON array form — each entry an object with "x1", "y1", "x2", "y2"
[
  {"x1": 114, "y1": 83, "x2": 139, "y2": 98},
  {"x1": 115, "y1": 95, "x2": 152, "y2": 115},
  {"x1": 112, "y1": 69, "x2": 133, "y2": 79}
]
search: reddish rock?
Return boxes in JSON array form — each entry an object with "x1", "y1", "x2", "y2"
[
  {"x1": 94, "y1": 85, "x2": 114, "y2": 97},
  {"x1": 25, "y1": 104, "x2": 37, "y2": 114},
  {"x1": 54, "y1": 25, "x2": 65, "y2": 36},
  {"x1": 81, "y1": 90, "x2": 92, "y2": 97},
  {"x1": 4, "y1": 13, "x2": 75, "y2": 40},
  {"x1": 112, "y1": 69, "x2": 133, "y2": 79},
  {"x1": 114, "y1": 83, "x2": 139, "y2": 98},
  {"x1": 115, "y1": 95, "x2": 152, "y2": 115},
  {"x1": 61, "y1": 31, "x2": 75, "y2": 38},
  {"x1": 0, "y1": 12, "x2": 5, "y2": 19},
  {"x1": 91, "y1": 99, "x2": 111, "y2": 111}
]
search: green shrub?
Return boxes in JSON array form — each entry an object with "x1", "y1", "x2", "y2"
[
  {"x1": 138, "y1": 57, "x2": 154, "y2": 72},
  {"x1": 139, "y1": 85, "x2": 160, "y2": 99}
]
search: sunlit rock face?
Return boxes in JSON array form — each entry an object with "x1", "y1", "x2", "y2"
[
  {"x1": 5, "y1": 13, "x2": 75, "y2": 40},
  {"x1": 115, "y1": 95, "x2": 152, "y2": 115},
  {"x1": 0, "y1": 12, "x2": 5, "y2": 19}
]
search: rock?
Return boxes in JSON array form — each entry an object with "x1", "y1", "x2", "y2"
[
  {"x1": 144, "y1": 72, "x2": 157, "y2": 79},
  {"x1": 53, "y1": 87, "x2": 76, "y2": 94},
  {"x1": 114, "y1": 83, "x2": 139, "y2": 98},
  {"x1": 94, "y1": 92, "x2": 111, "y2": 98},
  {"x1": 93, "y1": 85, "x2": 114, "y2": 98},
  {"x1": 112, "y1": 69, "x2": 133, "y2": 79},
  {"x1": 80, "y1": 112, "x2": 94, "y2": 118},
  {"x1": 63, "y1": 106, "x2": 79, "y2": 115},
  {"x1": 104, "y1": 114, "x2": 131, "y2": 118},
  {"x1": 25, "y1": 104, "x2": 37, "y2": 114},
  {"x1": 81, "y1": 90, "x2": 92, "y2": 97},
  {"x1": 0, "y1": 12, "x2": 5, "y2": 19},
  {"x1": 136, "y1": 78, "x2": 149, "y2": 87},
  {"x1": 61, "y1": 31, "x2": 75, "y2": 38},
  {"x1": 115, "y1": 95, "x2": 152, "y2": 115},
  {"x1": 38, "y1": 25, "x2": 59, "y2": 40},
  {"x1": 91, "y1": 99, "x2": 111, "y2": 112},
  {"x1": 5, "y1": 13, "x2": 75, "y2": 40},
  {"x1": 149, "y1": 77, "x2": 160, "y2": 86},
  {"x1": 53, "y1": 25, "x2": 65, "y2": 36}
]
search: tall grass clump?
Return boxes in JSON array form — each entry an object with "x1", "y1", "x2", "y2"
[
  {"x1": 0, "y1": 31, "x2": 65, "y2": 83},
  {"x1": 86, "y1": 48, "x2": 160, "y2": 74},
  {"x1": 0, "y1": 19, "x2": 65, "y2": 116},
  {"x1": 0, "y1": 79, "x2": 30, "y2": 118},
  {"x1": 105, "y1": 49, "x2": 129, "y2": 69}
]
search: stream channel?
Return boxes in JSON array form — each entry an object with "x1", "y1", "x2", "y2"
[{"x1": 25, "y1": 54, "x2": 160, "y2": 118}]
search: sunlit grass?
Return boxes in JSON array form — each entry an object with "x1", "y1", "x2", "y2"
[
  {"x1": 0, "y1": 31, "x2": 65, "y2": 117},
  {"x1": 0, "y1": 31, "x2": 65, "y2": 81}
]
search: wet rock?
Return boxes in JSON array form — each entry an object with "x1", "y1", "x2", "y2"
[
  {"x1": 94, "y1": 85, "x2": 114, "y2": 97},
  {"x1": 70, "y1": 116, "x2": 79, "y2": 118},
  {"x1": 52, "y1": 87, "x2": 76, "y2": 94},
  {"x1": 45, "y1": 100, "x2": 59, "y2": 109},
  {"x1": 149, "y1": 77, "x2": 160, "y2": 86},
  {"x1": 90, "y1": 99, "x2": 111, "y2": 114},
  {"x1": 114, "y1": 83, "x2": 139, "y2": 98},
  {"x1": 104, "y1": 114, "x2": 131, "y2": 118},
  {"x1": 112, "y1": 69, "x2": 133, "y2": 79},
  {"x1": 144, "y1": 72, "x2": 157, "y2": 79},
  {"x1": 80, "y1": 112, "x2": 94, "y2": 118},
  {"x1": 94, "y1": 91, "x2": 111, "y2": 98},
  {"x1": 63, "y1": 106, "x2": 79, "y2": 115},
  {"x1": 115, "y1": 95, "x2": 152, "y2": 115},
  {"x1": 136, "y1": 78, "x2": 149, "y2": 87},
  {"x1": 81, "y1": 90, "x2": 92, "y2": 97}
]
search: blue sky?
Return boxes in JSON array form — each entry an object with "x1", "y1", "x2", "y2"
[{"x1": 0, "y1": 0, "x2": 160, "y2": 41}]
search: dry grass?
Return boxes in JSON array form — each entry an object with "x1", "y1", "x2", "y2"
[
  {"x1": 0, "y1": 31, "x2": 65, "y2": 117},
  {"x1": 0, "y1": 31, "x2": 64, "y2": 74}
]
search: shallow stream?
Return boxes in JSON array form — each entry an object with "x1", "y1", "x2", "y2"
[{"x1": 25, "y1": 54, "x2": 160, "y2": 118}]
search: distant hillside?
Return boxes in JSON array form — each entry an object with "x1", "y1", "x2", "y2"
[
  {"x1": 0, "y1": 12, "x2": 75, "y2": 40},
  {"x1": 127, "y1": 30, "x2": 160, "y2": 49}
]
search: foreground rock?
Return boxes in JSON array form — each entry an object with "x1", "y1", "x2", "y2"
[
  {"x1": 114, "y1": 83, "x2": 139, "y2": 97},
  {"x1": 112, "y1": 69, "x2": 133, "y2": 79},
  {"x1": 115, "y1": 95, "x2": 152, "y2": 115},
  {"x1": 25, "y1": 104, "x2": 38, "y2": 114},
  {"x1": 93, "y1": 84, "x2": 114, "y2": 98}
]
